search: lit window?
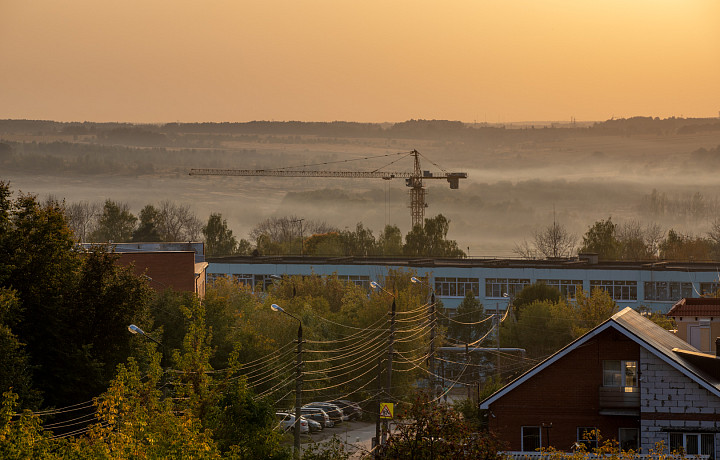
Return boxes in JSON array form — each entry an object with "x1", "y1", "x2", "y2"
[{"x1": 603, "y1": 360, "x2": 638, "y2": 388}]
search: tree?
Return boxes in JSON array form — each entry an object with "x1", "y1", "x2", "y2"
[
  {"x1": 512, "y1": 282, "x2": 562, "y2": 320},
  {"x1": 448, "y1": 291, "x2": 491, "y2": 344},
  {"x1": 64, "y1": 200, "x2": 100, "y2": 242},
  {"x1": 579, "y1": 218, "x2": 620, "y2": 260},
  {"x1": 514, "y1": 220, "x2": 576, "y2": 259},
  {"x1": 659, "y1": 229, "x2": 714, "y2": 260},
  {"x1": 203, "y1": 213, "x2": 239, "y2": 257},
  {"x1": 403, "y1": 214, "x2": 465, "y2": 257},
  {"x1": 500, "y1": 300, "x2": 575, "y2": 361},
  {"x1": 379, "y1": 391, "x2": 502, "y2": 460},
  {"x1": 90, "y1": 199, "x2": 137, "y2": 242},
  {"x1": 573, "y1": 288, "x2": 618, "y2": 336},
  {"x1": 377, "y1": 224, "x2": 403, "y2": 256},
  {"x1": 157, "y1": 200, "x2": 203, "y2": 241},
  {"x1": 132, "y1": 204, "x2": 163, "y2": 242},
  {"x1": 250, "y1": 216, "x2": 334, "y2": 254}
]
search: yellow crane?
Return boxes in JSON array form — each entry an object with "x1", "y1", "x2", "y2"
[{"x1": 190, "y1": 149, "x2": 467, "y2": 228}]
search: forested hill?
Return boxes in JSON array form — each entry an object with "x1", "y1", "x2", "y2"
[{"x1": 2, "y1": 117, "x2": 720, "y2": 141}]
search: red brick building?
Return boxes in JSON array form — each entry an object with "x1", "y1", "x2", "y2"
[
  {"x1": 116, "y1": 251, "x2": 208, "y2": 298},
  {"x1": 481, "y1": 308, "x2": 720, "y2": 458}
]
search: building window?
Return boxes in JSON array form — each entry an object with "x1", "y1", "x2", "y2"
[
  {"x1": 590, "y1": 280, "x2": 637, "y2": 301},
  {"x1": 522, "y1": 426, "x2": 541, "y2": 452},
  {"x1": 644, "y1": 282, "x2": 694, "y2": 301},
  {"x1": 577, "y1": 427, "x2": 598, "y2": 450},
  {"x1": 619, "y1": 428, "x2": 639, "y2": 452},
  {"x1": 536, "y1": 279, "x2": 583, "y2": 299},
  {"x1": 435, "y1": 277, "x2": 480, "y2": 297},
  {"x1": 670, "y1": 433, "x2": 715, "y2": 460},
  {"x1": 232, "y1": 273, "x2": 254, "y2": 288},
  {"x1": 485, "y1": 278, "x2": 530, "y2": 298},
  {"x1": 700, "y1": 283, "x2": 720, "y2": 296},
  {"x1": 603, "y1": 360, "x2": 638, "y2": 388},
  {"x1": 337, "y1": 275, "x2": 370, "y2": 289}
]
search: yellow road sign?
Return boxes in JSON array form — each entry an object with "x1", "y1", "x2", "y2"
[{"x1": 379, "y1": 402, "x2": 394, "y2": 419}]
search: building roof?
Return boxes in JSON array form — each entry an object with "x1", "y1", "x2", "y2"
[
  {"x1": 480, "y1": 307, "x2": 720, "y2": 410},
  {"x1": 667, "y1": 297, "x2": 720, "y2": 318}
]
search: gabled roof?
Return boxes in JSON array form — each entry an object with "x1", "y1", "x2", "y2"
[
  {"x1": 480, "y1": 307, "x2": 720, "y2": 410},
  {"x1": 668, "y1": 297, "x2": 720, "y2": 318}
]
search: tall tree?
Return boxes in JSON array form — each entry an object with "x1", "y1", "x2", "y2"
[
  {"x1": 579, "y1": 217, "x2": 621, "y2": 260},
  {"x1": 132, "y1": 204, "x2": 163, "y2": 242},
  {"x1": 403, "y1": 214, "x2": 465, "y2": 257},
  {"x1": 90, "y1": 200, "x2": 137, "y2": 242},
  {"x1": 64, "y1": 200, "x2": 100, "y2": 243},
  {"x1": 448, "y1": 291, "x2": 491, "y2": 344},
  {"x1": 203, "y1": 213, "x2": 238, "y2": 257},
  {"x1": 377, "y1": 224, "x2": 403, "y2": 256},
  {"x1": 157, "y1": 200, "x2": 203, "y2": 241},
  {"x1": 514, "y1": 220, "x2": 577, "y2": 259}
]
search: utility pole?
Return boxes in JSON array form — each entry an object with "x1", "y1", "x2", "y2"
[
  {"x1": 294, "y1": 322, "x2": 303, "y2": 459},
  {"x1": 383, "y1": 298, "x2": 396, "y2": 445},
  {"x1": 374, "y1": 355, "x2": 382, "y2": 452},
  {"x1": 466, "y1": 342, "x2": 472, "y2": 401},
  {"x1": 428, "y1": 292, "x2": 436, "y2": 396}
]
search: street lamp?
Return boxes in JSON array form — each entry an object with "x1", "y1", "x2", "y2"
[
  {"x1": 128, "y1": 324, "x2": 163, "y2": 347},
  {"x1": 271, "y1": 303, "x2": 303, "y2": 459},
  {"x1": 411, "y1": 276, "x2": 438, "y2": 397},
  {"x1": 370, "y1": 281, "x2": 396, "y2": 447}
]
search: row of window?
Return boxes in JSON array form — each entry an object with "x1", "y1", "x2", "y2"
[
  {"x1": 521, "y1": 427, "x2": 714, "y2": 458},
  {"x1": 208, "y1": 273, "x2": 703, "y2": 302}
]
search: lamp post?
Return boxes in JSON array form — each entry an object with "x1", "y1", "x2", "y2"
[
  {"x1": 128, "y1": 324, "x2": 163, "y2": 347},
  {"x1": 271, "y1": 303, "x2": 303, "y2": 459}
]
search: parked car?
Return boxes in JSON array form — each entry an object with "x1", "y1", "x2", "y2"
[
  {"x1": 329, "y1": 400, "x2": 362, "y2": 420},
  {"x1": 305, "y1": 418, "x2": 323, "y2": 433},
  {"x1": 300, "y1": 407, "x2": 334, "y2": 428},
  {"x1": 303, "y1": 402, "x2": 347, "y2": 423},
  {"x1": 275, "y1": 412, "x2": 309, "y2": 434}
]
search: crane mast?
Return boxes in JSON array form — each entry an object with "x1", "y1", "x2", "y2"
[{"x1": 190, "y1": 150, "x2": 467, "y2": 228}]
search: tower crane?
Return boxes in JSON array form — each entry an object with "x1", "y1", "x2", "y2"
[{"x1": 189, "y1": 149, "x2": 467, "y2": 228}]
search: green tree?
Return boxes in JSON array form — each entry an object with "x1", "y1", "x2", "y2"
[
  {"x1": 379, "y1": 391, "x2": 502, "y2": 460},
  {"x1": 132, "y1": 204, "x2": 162, "y2": 242},
  {"x1": 448, "y1": 291, "x2": 491, "y2": 344},
  {"x1": 500, "y1": 300, "x2": 575, "y2": 361},
  {"x1": 579, "y1": 217, "x2": 620, "y2": 260},
  {"x1": 512, "y1": 282, "x2": 562, "y2": 320},
  {"x1": 90, "y1": 199, "x2": 137, "y2": 242},
  {"x1": 404, "y1": 214, "x2": 466, "y2": 257},
  {"x1": 659, "y1": 229, "x2": 714, "y2": 260},
  {"x1": 203, "y1": 213, "x2": 239, "y2": 257},
  {"x1": 573, "y1": 288, "x2": 618, "y2": 336},
  {"x1": 377, "y1": 224, "x2": 403, "y2": 256}
]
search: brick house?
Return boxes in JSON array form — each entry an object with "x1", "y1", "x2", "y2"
[
  {"x1": 480, "y1": 307, "x2": 720, "y2": 458},
  {"x1": 668, "y1": 298, "x2": 720, "y2": 354}
]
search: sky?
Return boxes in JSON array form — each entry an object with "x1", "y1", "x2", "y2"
[{"x1": 1, "y1": 0, "x2": 719, "y2": 124}]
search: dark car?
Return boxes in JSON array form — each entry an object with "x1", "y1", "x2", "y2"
[
  {"x1": 329, "y1": 400, "x2": 363, "y2": 420},
  {"x1": 300, "y1": 407, "x2": 334, "y2": 428},
  {"x1": 303, "y1": 403, "x2": 345, "y2": 424}
]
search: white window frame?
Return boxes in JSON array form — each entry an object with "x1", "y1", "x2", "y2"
[
  {"x1": 590, "y1": 280, "x2": 637, "y2": 301},
  {"x1": 603, "y1": 360, "x2": 638, "y2": 388},
  {"x1": 522, "y1": 426, "x2": 542, "y2": 452},
  {"x1": 485, "y1": 278, "x2": 530, "y2": 299},
  {"x1": 537, "y1": 279, "x2": 583, "y2": 300},
  {"x1": 670, "y1": 432, "x2": 715, "y2": 459}
]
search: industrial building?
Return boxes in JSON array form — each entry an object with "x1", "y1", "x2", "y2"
[{"x1": 207, "y1": 254, "x2": 720, "y2": 312}]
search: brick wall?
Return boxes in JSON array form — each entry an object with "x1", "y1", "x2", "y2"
[
  {"x1": 488, "y1": 328, "x2": 640, "y2": 451},
  {"x1": 640, "y1": 348, "x2": 720, "y2": 458},
  {"x1": 116, "y1": 252, "x2": 197, "y2": 293}
]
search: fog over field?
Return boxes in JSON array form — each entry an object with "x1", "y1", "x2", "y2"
[{"x1": 2, "y1": 119, "x2": 720, "y2": 257}]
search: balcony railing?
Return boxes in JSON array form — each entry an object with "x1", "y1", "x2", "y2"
[{"x1": 599, "y1": 386, "x2": 639, "y2": 408}]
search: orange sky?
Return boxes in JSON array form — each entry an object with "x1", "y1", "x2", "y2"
[{"x1": 1, "y1": 0, "x2": 718, "y2": 123}]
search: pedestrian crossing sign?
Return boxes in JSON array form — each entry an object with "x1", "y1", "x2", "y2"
[{"x1": 379, "y1": 402, "x2": 394, "y2": 419}]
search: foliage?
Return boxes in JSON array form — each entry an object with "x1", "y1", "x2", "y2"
[
  {"x1": 379, "y1": 391, "x2": 502, "y2": 460},
  {"x1": 90, "y1": 200, "x2": 137, "y2": 242},
  {"x1": 132, "y1": 204, "x2": 162, "y2": 242},
  {"x1": 203, "y1": 212, "x2": 239, "y2": 257},
  {"x1": 403, "y1": 214, "x2": 465, "y2": 258},
  {"x1": 659, "y1": 229, "x2": 715, "y2": 261},
  {"x1": 448, "y1": 291, "x2": 491, "y2": 344},
  {"x1": 512, "y1": 282, "x2": 562, "y2": 320},
  {"x1": 300, "y1": 435, "x2": 351, "y2": 460},
  {"x1": 579, "y1": 217, "x2": 620, "y2": 260},
  {"x1": 377, "y1": 224, "x2": 403, "y2": 256}
]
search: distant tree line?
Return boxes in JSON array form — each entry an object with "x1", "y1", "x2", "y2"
[{"x1": 516, "y1": 215, "x2": 720, "y2": 261}]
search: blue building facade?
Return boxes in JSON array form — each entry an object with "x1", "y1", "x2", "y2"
[{"x1": 207, "y1": 255, "x2": 720, "y2": 313}]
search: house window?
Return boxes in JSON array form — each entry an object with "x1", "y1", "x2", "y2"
[
  {"x1": 522, "y1": 426, "x2": 541, "y2": 452},
  {"x1": 590, "y1": 280, "x2": 637, "y2": 301},
  {"x1": 536, "y1": 279, "x2": 583, "y2": 299},
  {"x1": 644, "y1": 282, "x2": 694, "y2": 301},
  {"x1": 485, "y1": 278, "x2": 530, "y2": 298},
  {"x1": 603, "y1": 360, "x2": 638, "y2": 388},
  {"x1": 577, "y1": 427, "x2": 598, "y2": 450},
  {"x1": 434, "y1": 277, "x2": 480, "y2": 297},
  {"x1": 670, "y1": 433, "x2": 715, "y2": 460},
  {"x1": 337, "y1": 275, "x2": 370, "y2": 289},
  {"x1": 619, "y1": 428, "x2": 639, "y2": 451}
]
